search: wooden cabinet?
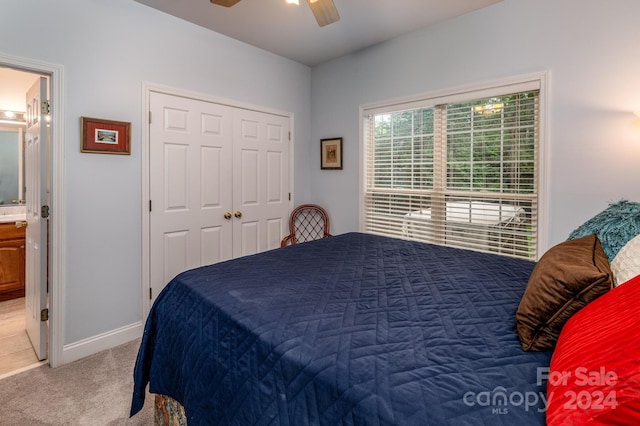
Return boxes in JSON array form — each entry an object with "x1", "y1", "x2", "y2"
[{"x1": 0, "y1": 222, "x2": 26, "y2": 302}]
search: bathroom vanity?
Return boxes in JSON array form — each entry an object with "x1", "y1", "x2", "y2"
[{"x1": 0, "y1": 222, "x2": 26, "y2": 302}]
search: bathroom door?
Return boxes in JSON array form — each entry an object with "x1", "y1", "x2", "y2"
[{"x1": 24, "y1": 77, "x2": 48, "y2": 360}]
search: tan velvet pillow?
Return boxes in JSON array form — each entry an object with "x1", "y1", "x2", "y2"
[{"x1": 516, "y1": 234, "x2": 612, "y2": 351}]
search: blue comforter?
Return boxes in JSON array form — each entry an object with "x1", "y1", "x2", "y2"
[{"x1": 131, "y1": 232, "x2": 551, "y2": 425}]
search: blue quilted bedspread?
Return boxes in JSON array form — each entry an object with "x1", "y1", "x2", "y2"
[{"x1": 131, "y1": 232, "x2": 551, "y2": 425}]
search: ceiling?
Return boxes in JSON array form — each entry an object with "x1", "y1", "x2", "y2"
[
  {"x1": 0, "y1": 67, "x2": 41, "y2": 113},
  {"x1": 134, "y1": 0, "x2": 502, "y2": 67}
]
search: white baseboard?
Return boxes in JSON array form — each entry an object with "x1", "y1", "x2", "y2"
[{"x1": 60, "y1": 321, "x2": 143, "y2": 365}]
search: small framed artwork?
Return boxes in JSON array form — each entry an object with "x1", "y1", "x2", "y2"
[
  {"x1": 320, "y1": 137, "x2": 343, "y2": 170},
  {"x1": 81, "y1": 116, "x2": 131, "y2": 155}
]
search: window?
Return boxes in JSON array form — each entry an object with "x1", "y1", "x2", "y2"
[{"x1": 362, "y1": 78, "x2": 543, "y2": 260}]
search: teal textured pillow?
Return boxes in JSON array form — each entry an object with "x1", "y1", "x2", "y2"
[{"x1": 568, "y1": 200, "x2": 640, "y2": 262}]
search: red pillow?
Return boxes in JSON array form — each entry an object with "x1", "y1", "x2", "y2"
[{"x1": 546, "y1": 273, "x2": 640, "y2": 425}]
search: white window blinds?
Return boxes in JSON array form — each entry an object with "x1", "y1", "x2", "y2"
[{"x1": 363, "y1": 85, "x2": 540, "y2": 260}]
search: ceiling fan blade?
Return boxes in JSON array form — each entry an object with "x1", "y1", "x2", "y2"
[
  {"x1": 210, "y1": 0, "x2": 241, "y2": 7},
  {"x1": 307, "y1": 0, "x2": 340, "y2": 27}
]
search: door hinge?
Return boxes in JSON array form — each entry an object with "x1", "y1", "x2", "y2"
[
  {"x1": 288, "y1": 131, "x2": 291, "y2": 141},
  {"x1": 41, "y1": 205, "x2": 50, "y2": 219},
  {"x1": 289, "y1": 192, "x2": 291, "y2": 201},
  {"x1": 41, "y1": 101, "x2": 51, "y2": 115},
  {"x1": 41, "y1": 308, "x2": 49, "y2": 322},
  {"x1": 149, "y1": 287, "x2": 153, "y2": 300},
  {"x1": 149, "y1": 111, "x2": 152, "y2": 124},
  {"x1": 149, "y1": 200, "x2": 152, "y2": 212}
]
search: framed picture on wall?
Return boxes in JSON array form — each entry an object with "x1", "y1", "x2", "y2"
[
  {"x1": 81, "y1": 116, "x2": 131, "y2": 155},
  {"x1": 320, "y1": 137, "x2": 342, "y2": 170}
]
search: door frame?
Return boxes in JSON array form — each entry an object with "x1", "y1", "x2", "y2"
[
  {"x1": 141, "y1": 83, "x2": 295, "y2": 318},
  {"x1": 0, "y1": 53, "x2": 65, "y2": 368}
]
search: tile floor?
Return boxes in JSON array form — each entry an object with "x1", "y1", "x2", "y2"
[{"x1": 0, "y1": 297, "x2": 39, "y2": 376}]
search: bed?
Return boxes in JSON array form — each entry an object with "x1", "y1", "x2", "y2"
[{"x1": 131, "y1": 232, "x2": 554, "y2": 425}]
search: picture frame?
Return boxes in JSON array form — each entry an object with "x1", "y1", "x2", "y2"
[
  {"x1": 320, "y1": 137, "x2": 343, "y2": 170},
  {"x1": 81, "y1": 116, "x2": 131, "y2": 155}
]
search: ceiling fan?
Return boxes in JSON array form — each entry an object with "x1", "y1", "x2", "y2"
[{"x1": 209, "y1": 0, "x2": 340, "y2": 27}]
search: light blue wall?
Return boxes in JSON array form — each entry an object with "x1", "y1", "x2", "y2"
[
  {"x1": 3, "y1": 0, "x2": 640, "y2": 354},
  {"x1": 1, "y1": 0, "x2": 312, "y2": 345},
  {"x1": 310, "y1": 0, "x2": 640, "y2": 251}
]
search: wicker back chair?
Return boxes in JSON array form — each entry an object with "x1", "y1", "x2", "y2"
[{"x1": 280, "y1": 204, "x2": 332, "y2": 247}]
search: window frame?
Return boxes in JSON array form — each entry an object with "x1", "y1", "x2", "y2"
[{"x1": 358, "y1": 72, "x2": 549, "y2": 260}]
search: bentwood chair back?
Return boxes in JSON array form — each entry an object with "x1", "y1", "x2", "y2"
[{"x1": 280, "y1": 204, "x2": 332, "y2": 247}]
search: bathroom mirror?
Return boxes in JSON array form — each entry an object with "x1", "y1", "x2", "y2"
[{"x1": 0, "y1": 125, "x2": 25, "y2": 206}]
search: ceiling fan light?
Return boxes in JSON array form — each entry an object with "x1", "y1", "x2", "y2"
[
  {"x1": 286, "y1": 0, "x2": 299, "y2": 4},
  {"x1": 209, "y1": 0, "x2": 241, "y2": 7},
  {"x1": 307, "y1": 0, "x2": 340, "y2": 27}
]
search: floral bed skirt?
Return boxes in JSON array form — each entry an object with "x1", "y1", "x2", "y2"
[{"x1": 154, "y1": 394, "x2": 187, "y2": 426}]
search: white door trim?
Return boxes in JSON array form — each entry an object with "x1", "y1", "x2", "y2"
[
  {"x1": 141, "y1": 82, "x2": 295, "y2": 317},
  {"x1": 0, "y1": 53, "x2": 65, "y2": 368}
]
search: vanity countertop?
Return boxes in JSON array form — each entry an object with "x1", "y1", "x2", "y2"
[{"x1": 0, "y1": 214, "x2": 27, "y2": 223}]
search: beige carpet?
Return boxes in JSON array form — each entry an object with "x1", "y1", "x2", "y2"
[{"x1": 0, "y1": 338, "x2": 154, "y2": 425}]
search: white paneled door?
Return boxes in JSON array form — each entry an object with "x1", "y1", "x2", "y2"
[
  {"x1": 233, "y1": 109, "x2": 290, "y2": 257},
  {"x1": 149, "y1": 92, "x2": 290, "y2": 304},
  {"x1": 25, "y1": 77, "x2": 48, "y2": 361}
]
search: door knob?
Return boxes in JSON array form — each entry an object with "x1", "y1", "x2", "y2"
[
  {"x1": 234, "y1": 211, "x2": 242, "y2": 218},
  {"x1": 224, "y1": 212, "x2": 232, "y2": 220}
]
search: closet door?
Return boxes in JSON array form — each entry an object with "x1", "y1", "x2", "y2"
[
  {"x1": 149, "y1": 92, "x2": 233, "y2": 301},
  {"x1": 149, "y1": 92, "x2": 292, "y2": 303},
  {"x1": 233, "y1": 110, "x2": 290, "y2": 257}
]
